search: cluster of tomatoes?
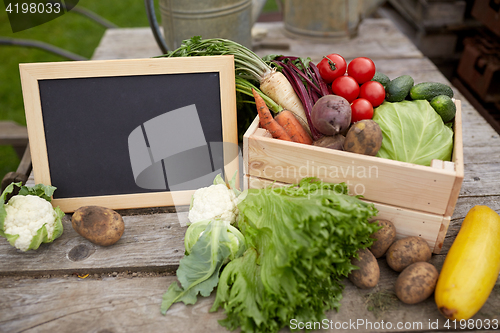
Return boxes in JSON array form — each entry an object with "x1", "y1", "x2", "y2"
[{"x1": 317, "y1": 54, "x2": 385, "y2": 123}]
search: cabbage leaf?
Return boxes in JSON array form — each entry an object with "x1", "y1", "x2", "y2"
[
  {"x1": 161, "y1": 218, "x2": 246, "y2": 314},
  {"x1": 373, "y1": 100, "x2": 453, "y2": 166}
]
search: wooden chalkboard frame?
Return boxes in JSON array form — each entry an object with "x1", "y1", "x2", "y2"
[{"x1": 19, "y1": 56, "x2": 238, "y2": 212}]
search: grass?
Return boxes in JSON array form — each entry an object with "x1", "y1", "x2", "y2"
[{"x1": 0, "y1": 0, "x2": 279, "y2": 180}]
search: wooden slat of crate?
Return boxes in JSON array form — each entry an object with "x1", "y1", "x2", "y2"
[
  {"x1": 245, "y1": 133, "x2": 456, "y2": 215},
  {"x1": 447, "y1": 100, "x2": 464, "y2": 216},
  {"x1": 244, "y1": 175, "x2": 449, "y2": 254}
]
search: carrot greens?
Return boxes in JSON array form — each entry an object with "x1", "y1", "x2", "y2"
[{"x1": 161, "y1": 36, "x2": 272, "y2": 82}]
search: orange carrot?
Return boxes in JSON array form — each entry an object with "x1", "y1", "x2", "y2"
[
  {"x1": 252, "y1": 88, "x2": 292, "y2": 142},
  {"x1": 275, "y1": 110, "x2": 313, "y2": 145}
]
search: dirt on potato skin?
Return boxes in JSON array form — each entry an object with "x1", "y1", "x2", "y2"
[
  {"x1": 395, "y1": 262, "x2": 439, "y2": 305},
  {"x1": 349, "y1": 248, "x2": 380, "y2": 289}
]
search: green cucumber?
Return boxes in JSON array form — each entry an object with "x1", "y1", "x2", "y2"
[
  {"x1": 410, "y1": 82, "x2": 454, "y2": 101},
  {"x1": 385, "y1": 75, "x2": 414, "y2": 102},
  {"x1": 371, "y1": 71, "x2": 390, "y2": 88},
  {"x1": 430, "y1": 95, "x2": 456, "y2": 123}
]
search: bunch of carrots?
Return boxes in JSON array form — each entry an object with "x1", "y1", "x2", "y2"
[{"x1": 251, "y1": 88, "x2": 313, "y2": 145}]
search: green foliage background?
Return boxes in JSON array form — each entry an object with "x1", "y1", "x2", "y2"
[{"x1": 0, "y1": 0, "x2": 279, "y2": 179}]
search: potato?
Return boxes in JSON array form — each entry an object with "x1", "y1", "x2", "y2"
[
  {"x1": 72, "y1": 206, "x2": 124, "y2": 246},
  {"x1": 395, "y1": 262, "x2": 439, "y2": 304},
  {"x1": 343, "y1": 119, "x2": 382, "y2": 156},
  {"x1": 369, "y1": 219, "x2": 397, "y2": 258},
  {"x1": 386, "y1": 236, "x2": 432, "y2": 272},
  {"x1": 348, "y1": 248, "x2": 380, "y2": 289}
]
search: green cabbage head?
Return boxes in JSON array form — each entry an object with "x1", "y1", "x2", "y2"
[{"x1": 373, "y1": 100, "x2": 454, "y2": 166}]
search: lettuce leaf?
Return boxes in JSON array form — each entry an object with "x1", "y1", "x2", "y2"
[
  {"x1": 373, "y1": 100, "x2": 453, "y2": 166},
  {"x1": 211, "y1": 178, "x2": 379, "y2": 333}
]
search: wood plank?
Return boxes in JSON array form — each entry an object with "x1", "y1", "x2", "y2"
[
  {"x1": 1, "y1": 256, "x2": 498, "y2": 333},
  {"x1": 92, "y1": 28, "x2": 163, "y2": 60},
  {"x1": 372, "y1": 57, "x2": 449, "y2": 82},
  {"x1": 2, "y1": 191, "x2": 491, "y2": 276},
  {"x1": 242, "y1": 116, "x2": 260, "y2": 177},
  {"x1": 452, "y1": 196, "x2": 500, "y2": 221},
  {"x1": 0, "y1": 275, "x2": 228, "y2": 333},
  {"x1": 463, "y1": 145, "x2": 500, "y2": 164},
  {"x1": 461, "y1": 120, "x2": 500, "y2": 148},
  {"x1": 0, "y1": 211, "x2": 187, "y2": 276},
  {"x1": 460, "y1": 162, "x2": 500, "y2": 197},
  {"x1": 0, "y1": 121, "x2": 28, "y2": 146}
]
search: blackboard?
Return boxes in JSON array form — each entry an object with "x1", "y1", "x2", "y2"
[{"x1": 20, "y1": 56, "x2": 238, "y2": 212}]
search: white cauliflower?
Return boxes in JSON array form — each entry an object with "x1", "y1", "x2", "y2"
[
  {"x1": 1, "y1": 182, "x2": 64, "y2": 252},
  {"x1": 188, "y1": 183, "x2": 239, "y2": 224},
  {"x1": 4, "y1": 195, "x2": 59, "y2": 251}
]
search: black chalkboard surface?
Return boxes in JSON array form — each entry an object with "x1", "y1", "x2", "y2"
[{"x1": 20, "y1": 56, "x2": 238, "y2": 212}]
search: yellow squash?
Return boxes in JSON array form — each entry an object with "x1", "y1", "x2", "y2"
[{"x1": 435, "y1": 205, "x2": 500, "y2": 320}]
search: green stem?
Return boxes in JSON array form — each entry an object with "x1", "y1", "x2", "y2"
[
  {"x1": 160, "y1": 37, "x2": 271, "y2": 82},
  {"x1": 235, "y1": 77, "x2": 282, "y2": 113}
]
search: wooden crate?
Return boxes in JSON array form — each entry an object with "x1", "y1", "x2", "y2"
[
  {"x1": 472, "y1": 0, "x2": 500, "y2": 37},
  {"x1": 242, "y1": 101, "x2": 464, "y2": 254},
  {"x1": 389, "y1": 0, "x2": 466, "y2": 29},
  {"x1": 457, "y1": 36, "x2": 500, "y2": 103}
]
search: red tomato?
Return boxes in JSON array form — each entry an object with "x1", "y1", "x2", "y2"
[
  {"x1": 351, "y1": 98, "x2": 374, "y2": 123},
  {"x1": 359, "y1": 81, "x2": 385, "y2": 107},
  {"x1": 317, "y1": 54, "x2": 347, "y2": 83},
  {"x1": 331, "y1": 75, "x2": 359, "y2": 103},
  {"x1": 347, "y1": 57, "x2": 376, "y2": 84}
]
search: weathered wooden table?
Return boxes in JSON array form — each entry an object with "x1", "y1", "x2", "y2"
[{"x1": 1, "y1": 19, "x2": 499, "y2": 332}]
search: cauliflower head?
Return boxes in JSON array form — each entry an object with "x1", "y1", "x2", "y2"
[
  {"x1": 188, "y1": 183, "x2": 238, "y2": 224},
  {"x1": 0, "y1": 182, "x2": 64, "y2": 252}
]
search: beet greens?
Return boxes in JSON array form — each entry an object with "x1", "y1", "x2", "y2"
[{"x1": 265, "y1": 56, "x2": 330, "y2": 140}]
